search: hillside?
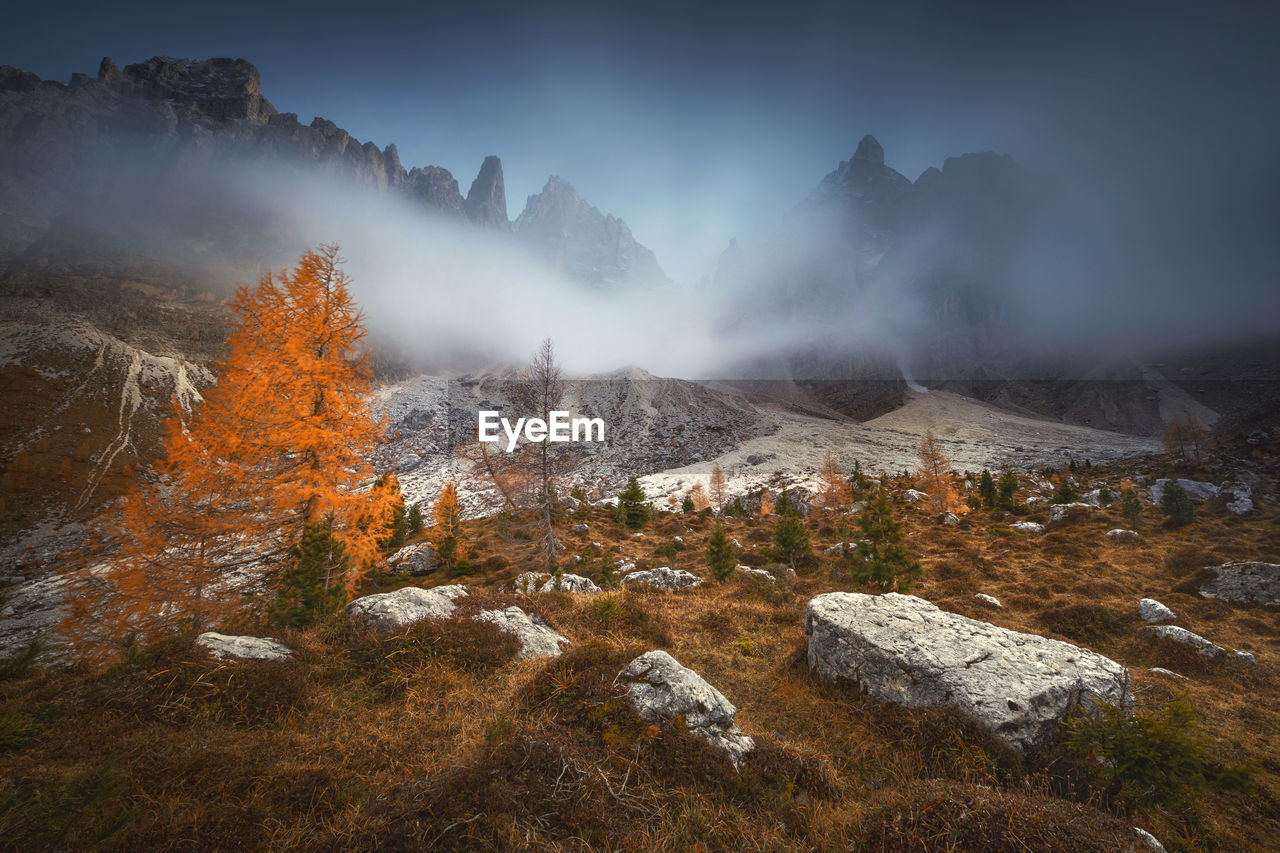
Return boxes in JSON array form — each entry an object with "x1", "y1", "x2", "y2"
[{"x1": 0, "y1": 448, "x2": 1276, "y2": 850}]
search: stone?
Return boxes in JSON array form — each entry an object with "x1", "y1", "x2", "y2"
[
  {"x1": 1148, "y1": 667, "x2": 1186, "y2": 680},
  {"x1": 571, "y1": 523, "x2": 589, "y2": 533},
  {"x1": 1049, "y1": 502, "x2": 1095, "y2": 524},
  {"x1": 938, "y1": 511, "x2": 960, "y2": 526},
  {"x1": 974, "y1": 593, "x2": 1002, "y2": 608},
  {"x1": 386, "y1": 542, "x2": 436, "y2": 575},
  {"x1": 805, "y1": 592, "x2": 1131, "y2": 752},
  {"x1": 621, "y1": 566, "x2": 704, "y2": 591},
  {"x1": 1134, "y1": 827, "x2": 1167, "y2": 851},
  {"x1": 345, "y1": 584, "x2": 468, "y2": 631},
  {"x1": 539, "y1": 573, "x2": 601, "y2": 594},
  {"x1": 1009, "y1": 521, "x2": 1046, "y2": 534},
  {"x1": 476, "y1": 606, "x2": 570, "y2": 659},
  {"x1": 618, "y1": 650, "x2": 754, "y2": 768},
  {"x1": 196, "y1": 632, "x2": 291, "y2": 662},
  {"x1": 737, "y1": 566, "x2": 776, "y2": 583},
  {"x1": 1199, "y1": 562, "x2": 1280, "y2": 606},
  {"x1": 1222, "y1": 484, "x2": 1253, "y2": 514},
  {"x1": 1106, "y1": 529, "x2": 1141, "y2": 542},
  {"x1": 513, "y1": 571, "x2": 550, "y2": 594},
  {"x1": 1137, "y1": 598, "x2": 1175, "y2": 623},
  {"x1": 1143, "y1": 625, "x2": 1256, "y2": 665},
  {"x1": 1150, "y1": 478, "x2": 1219, "y2": 504},
  {"x1": 902, "y1": 489, "x2": 928, "y2": 503}
]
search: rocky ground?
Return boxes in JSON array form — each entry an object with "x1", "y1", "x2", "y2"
[{"x1": 0, "y1": 442, "x2": 1276, "y2": 850}]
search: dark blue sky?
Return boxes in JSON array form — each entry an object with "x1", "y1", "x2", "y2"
[{"x1": 5, "y1": 0, "x2": 1278, "y2": 290}]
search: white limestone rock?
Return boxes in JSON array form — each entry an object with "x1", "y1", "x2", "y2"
[
  {"x1": 1106, "y1": 529, "x2": 1141, "y2": 542},
  {"x1": 974, "y1": 593, "x2": 1002, "y2": 608},
  {"x1": 1009, "y1": 521, "x2": 1046, "y2": 534},
  {"x1": 1144, "y1": 624, "x2": 1256, "y2": 665},
  {"x1": 1137, "y1": 598, "x2": 1175, "y2": 623},
  {"x1": 1150, "y1": 478, "x2": 1219, "y2": 504},
  {"x1": 1049, "y1": 502, "x2": 1095, "y2": 524},
  {"x1": 621, "y1": 566, "x2": 703, "y2": 591},
  {"x1": 476, "y1": 606, "x2": 570, "y2": 660},
  {"x1": 345, "y1": 584, "x2": 468, "y2": 631},
  {"x1": 618, "y1": 650, "x2": 754, "y2": 768},
  {"x1": 1199, "y1": 562, "x2": 1280, "y2": 606},
  {"x1": 386, "y1": 542, "x2": 436, "y2": 575},
  {"x1": 804, "y1": 592, "x2": 1132, "y2": 752},
  {"x1": 196, "y1": 632, "x2": 292, "y2": 662}
]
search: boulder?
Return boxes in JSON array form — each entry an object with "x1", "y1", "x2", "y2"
[
  {"x1": 737, "y1": 565, "x2": 776, "y2": 583},
  {"x1": 618, "y1": 650, "x2": 754, "y2": 768},
  {"x1": 1199, "y1": 562, "x2": 1280, "y2": 606},
  {"x1": 1137, "y1": 598, "x2": 1175, "y2": 623},
  {"x1": 938, "y1": 511, "x2": 961, "y2": 526},
  {"x1": 540, "y1": 573, "x2": 601, "y2": 594},
  {"x1": 476, "y1": 606, "x2": 570, "y2": 659},
  {"x1": 1144, "y1": 625, "x2": 1256, "y2": 665},
  {"x1": 513, "y1": 571, "x2": 550, "y2": 594},
  {"x1": 621, "y1": 566, "x2": 704, "y2": 591},
  {"x1": 1105, "y1": 529, "x2": 1141, "y2": 542},
  {"x1": 196, "y1": 632, "x2": 291, "y2": 662},
  {"x1": 1150, "y1": 478, "x2": 1219, "y2": 504},
  {"x1": 902, "y1": 489, "x2": 928, "y2": 503},
  {"x1": 1222, "y1": 484, "x2": 1253, "y2": 515},
  {"x1": 1009, "y1": 521, "x2": 1046, "y2": 534},
  {"x1": 974, "y1": 593, "x2": 1002, "y2": 608},
  {"x1": 345, "y1": 584, "x2": 467, "y2": 630},
  {"x1": 386, "y1": 542, "x2": 436, "y2": 575},
  {"x1": 1134, "y1": 827, "x2": 1167, "y2": 851},
  {"x1": 571, "y1": 523, "x2": 589, "y2": 533},
  {"x1": 1049, "y1": 502, "x2": 1095, "y2": 524},
  {"x1": 805, "y1": 592, "x2": 1131, "y2": 752}
]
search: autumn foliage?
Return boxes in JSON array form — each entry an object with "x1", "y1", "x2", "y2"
[
  {"x1": 917, "y1": 429, "x2": 967, "y2": 515},
  {"x1": 428, "y1": 481, "x2": 469, "y2": 573},
  {"x1": 815, "y1": 452, "x2": 853, "y2": 511},
  {"x1": 61, "y1": 245, "x2": 396, "y2": 665}
]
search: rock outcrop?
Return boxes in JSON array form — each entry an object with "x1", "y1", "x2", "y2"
[
  {"x1": 1137, "y1": 598, "x2": 1175, "y2": 623},
  {"x1": 1106, "y1": 529, "x2": 1141, "y2": 542},
  {"x1": 514, "y1": 571, "x2": 601, "y2": 594},
  {"x1": 386, "y1": 542, "x2": 436, "y2": 575},
  {"x1": 464, "y1": 155, "x2": 509, "y2": 229},
  {"x1": 1010, "y1": 521, "x2": 1046, "y2": 534},
  {"x1": 805, "y1": 592, "x2": 1132, "y2": 752},
  {"x1": 514, "y1": 176, "x2": 668, "y2": 288},
  {"x1": 345, "y1": 584, "x2": 468, "y2": 631},
  {"x1": 196, "y1": 631, "x2": 292, "y2": 662},
  {"x1": 621, "y1": 567, "x2": 704, "y2": 591},
  {"x1": 618, "y1": 650, "x2": 754, "y2": 768},
  {"x1": 1049, "y1": 502, "x2": 1095, "y2": 524},
  {"x1": 1150, "y1": 478, "x2": 1219, "y2": 504},
  {"x1": 1144, "y1": 625, "x2": 1256, "y2": 665},
  {"x1": 475, "y1": 606, "x2": 569, "y2": 659},
  {"x1": 1199, "y1": 562, "x2": 1280, "y2": 606}
]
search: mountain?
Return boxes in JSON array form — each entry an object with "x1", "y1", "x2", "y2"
[
  {"x1": 464, "y1": 155, "x2": 510, "y2": 230},
  {"x1": 514, "y1": 176, "x2": 670, "y2": 288}
]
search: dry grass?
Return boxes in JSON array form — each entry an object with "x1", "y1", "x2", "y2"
[{"x1": 1, "y1": 453, "x2": 1277, "y2": 850}]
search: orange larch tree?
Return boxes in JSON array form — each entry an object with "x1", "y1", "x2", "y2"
[
  {"x1": 427, "y1": 481, "x2": 469, "y2": 573},
  {"x1": 815, "y1": 452, "x2": 853, "y2": 512},
  {"x1": 688, "y1": 482, "x2": 710, "y2": 511},
  {"x1": 917, "y1": 429, "x2": 966, "y2": 515},
  {"x1": 61, "y1": 245, "x2": 396, "y2": 664},
  {"x1": 708, "y1": 464, "x2": 728, "y2": 514}
]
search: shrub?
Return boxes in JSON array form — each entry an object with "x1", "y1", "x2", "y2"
[
  {"x1": 597, "y1": 550, "x2": 618, "y2": 588},
  {"x1": 681, "y1": 495, "x2": 695, "y2": 513},
  {"x1": 615, "y1": 477, "x2": 651, "y2": 529},
  {"x1": 1062, "y1": 695, "x2": 1211, "y2": 809},
  {"x1": 978, "y1": 469, "x2": 996, "y2": 508},
  {"x1": 270, "y1": 520, "x2": 350, "y2": 629},
  {"x1": 1120, "y1": 488, "x2": 1143, "y2": 529},
  {"x1": 850, "y1": 481, "x2": 921, "y2": 591},
  {"x1": 1052, "y1": 479, "x2": 1079, "y2": 504},
  {"x1": 1161, "y1": 479, "x2": 1195, "y2": 527},
  {"x1": 995, "y1": 472, "x2": 1019, "y2": 510},
  {"x1": 405, "y1": 502, "x2": 424, "y2": 535},
  {"x1": 770, "y1": 513, "x2": 811, "y2": 572},
  {"x1": 705, "y1": 522, "x2": 736, "y2": 582}
]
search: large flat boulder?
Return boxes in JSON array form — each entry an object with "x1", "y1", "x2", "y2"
[
  {"x1": 196, "y1": 632, "x2": 292, "y2": 662},
  {"x1": 1151, "y1": 478, "x2": 1219, "y2": 503},
  {"x1": 476, "y1": 606, "x2": 570, "y2": 660},
  {"x1": 621, "y1": 566, "x2": 703, "y2": 591},
  {"x1": 386, "y1": 542, "x2": 436, "y2": 575},
  {"x1": 618, "y1": 650, "x2": 754, "y2": 768},
  {"x1": 1199, "y1": 562, "x2": 1280, "y2": 607},
  {"x1": 345, "y1": 584, "x2": 468, "y2": 631},
  {"x1": 805, "y1": 592, "x2": 1131, "y2": 752},
  {"x1": 1144, "y1": 625, "x2": 1256, "y2": 665}
]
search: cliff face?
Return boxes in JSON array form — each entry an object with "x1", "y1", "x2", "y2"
[{"x1": 514, "y1": 176, "x2": 669, "y2": 289}]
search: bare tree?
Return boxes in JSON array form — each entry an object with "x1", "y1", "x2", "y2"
[
  {"x1": 510, "y1": 337, "x2": 565, "y2": 572},
  {"x1": 708, "y1": 464, "x2": 727, "y2": 514}
]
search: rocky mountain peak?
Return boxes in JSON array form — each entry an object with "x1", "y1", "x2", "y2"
[
  {"x1": 852, "y1": 134, "x2": 885, "y2": 166},
  {"x1": 514, "y1": 176, "x2": 668, "y2": 288},
  {"x1": 464, "y1": 155, "x2": 509, "y2": 229},
  {"x1": 95, "y1": 55, "x2": 276, "y2": 122}
]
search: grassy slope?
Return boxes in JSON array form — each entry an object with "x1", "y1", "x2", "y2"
[{"x1": 0, "y1": 458, "x2": 1277, "y2": 851}]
